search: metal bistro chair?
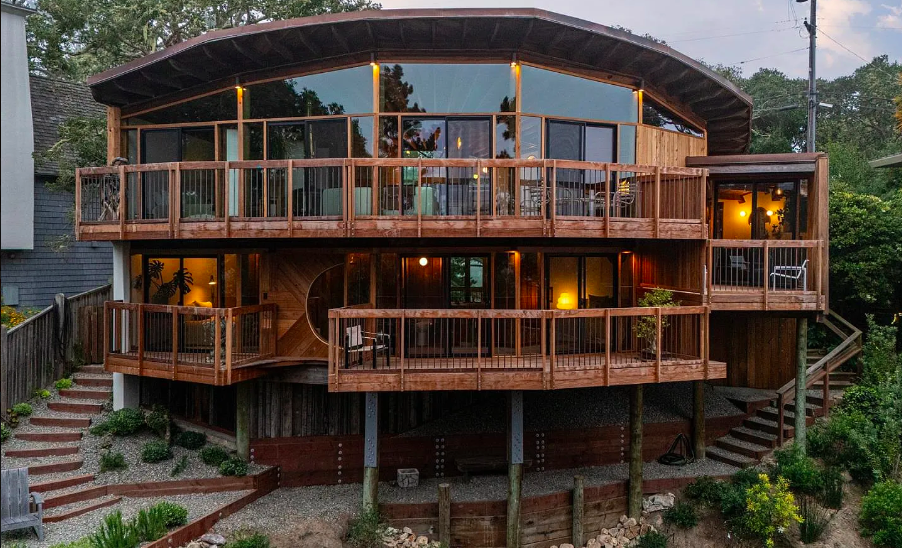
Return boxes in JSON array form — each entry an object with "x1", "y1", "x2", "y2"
[
  {"x1": 1, "y1": 468, "x2": 44, "y2": 541},
  {"x1": 770, "y1": 259, "x2": 809, "y2": 290},
  {"x1": 344, "y1": 324, "x2": 391, "y2": 370}
]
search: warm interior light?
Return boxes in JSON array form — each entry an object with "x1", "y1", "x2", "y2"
[
  {"x1": 482, "y1": 166, "x2": 488, "y2": 174},
  {"x1": 556, "y1": 292, "x2": 575, "y2": 310},
  {"x1": 472, "y1": 173, "x2": 479, "y2": 179},
  {"x1": 775, "y1": 189, "x2": 783, "y2": 196},
  {"x1": 370, "y1": 62, "x2": 377, "y2": 68},
  {"x1": 419, "y1": 257, "x2": 428, "y2": 267},
  {"x1": 766, "y1": 210, "x2": 774, "y2": 217},
  {"x1": 457, "y1": 137, "x2": 462, "y2": 150},
  {"x1": 739, "y1": 210, "x2": 747, "y2": 217},
  {"x1": 208, "y1": 275, "x2": 217, "y2": 286}
]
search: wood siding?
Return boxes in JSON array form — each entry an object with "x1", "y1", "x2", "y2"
[
  {"x1": 636, "y1": 126, "x2": 707, "y2": 167},
  {"x1": 709, "y1": 312, "x2": 797, "y2": 389}
]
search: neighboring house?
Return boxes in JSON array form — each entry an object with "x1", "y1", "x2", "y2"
[
  {"x1": 0, "y1": 1, "x2": 112, "y2": 307},
  {"x1": 74, "y1": 9, "x2": 851, "y2": 537}
]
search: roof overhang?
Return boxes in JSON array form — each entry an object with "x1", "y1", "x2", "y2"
[
  {"x1": 87, "y1": 8, "x2": 753, "y2": 154},
  {"x1": 687, "y1": 153, "x2": 825, "y2": 175},
  {"x1": 868, "y1": 153, "x2": 902, "y2": 169}
]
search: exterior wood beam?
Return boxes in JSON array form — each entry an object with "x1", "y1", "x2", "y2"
[
  {"x1": 106, "y1": 107, "x2": 121, "y2": 163},
  {"x1": 628, "y1": 384, "x2": 643, "y2": 518},
  {"x1": 795, "y1": 317, "x2": 808, "y2": 453}
]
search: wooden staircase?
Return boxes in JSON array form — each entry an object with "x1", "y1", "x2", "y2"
[{"x1": 708, "y1": 311, "x2": 862, "y2": 469}]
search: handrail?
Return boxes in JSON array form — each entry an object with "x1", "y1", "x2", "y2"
[{"x1": 775, "y1": 310, "x2": 862, "y2": 445}]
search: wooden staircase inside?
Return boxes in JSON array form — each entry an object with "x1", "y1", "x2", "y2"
[{"x1": 707, "y1": 311, "x2": 863, "y2": 469}]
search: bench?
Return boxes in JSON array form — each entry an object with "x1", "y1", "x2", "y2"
[{"x1": 1, "y1": 467, "x2": 44, "y2": 540}]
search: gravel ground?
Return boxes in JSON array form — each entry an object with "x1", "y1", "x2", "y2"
[
  {"x1": 403, "y1": 383, "x2": 744, "y2": 437},
  {"x1": 0, "y1": 491, "x2": 252, "y2": 548},
  {"x1": 710, "y1": 385, "x2": 776, "y2": 402}
]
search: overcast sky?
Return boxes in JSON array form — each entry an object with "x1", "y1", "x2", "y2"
[{"x1": 380, "y1": 0, "x2": 902, "y2": 79}]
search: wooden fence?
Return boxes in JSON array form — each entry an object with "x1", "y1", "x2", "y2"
[{"x1": 1, "y1": 285, "x2": 111, "y2": 416}]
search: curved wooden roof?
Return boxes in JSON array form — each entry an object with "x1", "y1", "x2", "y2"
[{"x1": 87, "y1": 8, "x2": 752, "y2": 154}]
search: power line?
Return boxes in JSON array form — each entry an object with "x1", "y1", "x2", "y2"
[
  {"x1": 736, "y1": 47, "x2": 809, "y2": 65},
  {"x1": 660, "y1": 18, "x2": 798, "y2": 39},
  {"x1": 668, "y1": 26, "x2": 800, "y2": 43},
  {"x1": 817, "y1": 27, "x2": 897, "y2": 78}
]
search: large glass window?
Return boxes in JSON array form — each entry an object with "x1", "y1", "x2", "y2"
[
  {"x1": 124, "y1": 90, "x2": 237, "y2": 125},
  {"x1": 247, "y1": 66, "x2": 373, "y2": 118},
  {"x1": 380, "y1": 63, "x2": 516, "y2": 113},
  {"x1": 642, "y1": 96, "x2": 703, "y2": 137},
  {"x1": 714, "y1": 181, "x2": 802, "y2": 240},
  {"x1": 521, "y1": 66, "x2": 638, "y2": 123},
  {"x1": 268, "y1": 120, "x2": 347, "y2": 159}
]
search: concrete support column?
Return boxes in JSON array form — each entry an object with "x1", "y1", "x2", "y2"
[
  {"x1": 112, "y1": 373, "x2": 139, "y2": 410},
  {"x1": 111, "y1": 242, "x2": 138, "y2": 410},
  {"x1": 628, "y1": 385, "x2": 644, "y2": 518},
  {"x1": 507, "y1": 391, "x2": 524, "y2": 548},
  {"x1": 363, "y1": 392, "x2": 379, "y2": 512},
  {"x1": 795, "y1": 317, "x2": 809, "y2": 453},
  {"x1": 692, "y1": 381, "x2": 706, "y2": 459},
  {"x1": 236, "y1": 381, "x2": 252, "y2": 461}
]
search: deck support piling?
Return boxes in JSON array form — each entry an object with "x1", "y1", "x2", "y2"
[
  {"x1": 628, "y1": 384, "x2": 644, "y2": 518},
  {"x1": 572, "y1": 475, "x2": 584, "y2": 546},
  {"x1": 236, "y1": 381, "x2": 251, "y2": 461},
  {"x1": 795, "y1": 317, "x2": 809, "y2": 453},
  {"x1": 438, "y1": 483, "x2": 451, "y2": 545},
  {"x1": 363, "y1": 392, "x2": 379, "y2": 512},
  {"x1": 692, "y1": 381, "x2": 706, "y2": 459},
  {"x1": 507, "y1": 390, "x2": 524, "y2": 548}
]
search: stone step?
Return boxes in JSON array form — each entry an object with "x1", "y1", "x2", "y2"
[
  {"x1": 715, "y1": 436, "x2": 771, "y2": 460},
  {"x1": 71, "y1": 375, "x2": 113, "y2": 388},
  {"x1": 30, "y1": 474, "x2": 95, "y2": 493},
  {"x1": 78, "y1": 365, "x2": 106, "y2": 375},
  {"x1": 30, "y1": 416, "x2": 91, "y2": 428},
  {"x1": 744, "y1": 416, "x2": 793, "y2": 438},
  {"x1": 757, "y1": 407, "x2": 816, "y2": 426},
  {"x1": 47, "y1": 401, "x2": 103, "y2": 415},
  {"x1": 44, "y1": 485, "x2": 108, "y2": 510},
  {"x1": 730, "y1": 426, "x2": 778, "y2": 448},
  {"x1": 14, "y1": 431, "x2": 83, "y2": 443},
  {"x1": 44, "y1": 496, "x2": 121, "y2": 523},
  {"x1": 58, "y1": 388, "x2": 111, "y2": 401},
  {"x1": 5, "y1": 445, "x2": 80, "y2": 458},
  {"x1": 27, "y1": 459, "x2": 83, "y2": 475},
  {"x1": 706, "y1": 446, "x2": 755, "y2": 469}
]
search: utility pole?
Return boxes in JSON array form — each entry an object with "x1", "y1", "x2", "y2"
[{"x1": 802, "y1": 0, "x2": 818, "y2": 152}]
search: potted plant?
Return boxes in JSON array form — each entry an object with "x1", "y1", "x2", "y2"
[{"x1": 634, "y1": 288, "x2": 678, "y2": 360}]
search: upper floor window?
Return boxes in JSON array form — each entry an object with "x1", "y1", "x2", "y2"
[
  {"x1": 520, "y1": 66, "x2": 638, "y2": 123},
  {"x1": 642, "y1": 97, "x2": 703, "y2": 137},
  {"x1": 246, "y1": 66, "x2": 373, "y2": 118},
  {"x1": 380, "y1": 63, "x2": 516, "y2": 114},
  {"x1": 714, "y1": 180, "x2": 807, "y2": 240},
  {"x1": 124, "y1": 90, "x2": 237, "y2": 125}
]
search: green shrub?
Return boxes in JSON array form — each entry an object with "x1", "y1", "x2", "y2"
[
  {"x1": 1, "y1": 422, "x2": 11, "y2": 443},
  {"x1": 734, "y1": 474, "x2": 802, "y2": 548},
  {"x1": 346, "y1": 509, "x2": 385, "y2": 548},
  {"x1": 141, "y1": 440, "x2": 173, "y2": 463},
  {"x1": 12, "y1": 403, "x2": 33, "y2": 416},
  {"x1": 859, "y1": 481, "x2": 902, "y2": 547},
  {"x1": 721, "y1": 468, "x2": 765, "y2": 519},
  {"x1": 35, "y1": 388, "x2": 52, "y2": 399},
  {"x1": 634, "y1": 531, "x2": 668, "y2": 548},
  {"x1": 91, "y1": 408, "x2": 145, "y2": 436},
  {"x1": 225, "y1": 530, "x2": 270, "y2": 548},
  {"x1": 219, "y1": 456, "x2": 248, "y2": 477},
  {"x1": 199, "y1": 445, "x2": 230, "y2": 466},
  {"x1": 151, "y1": 501, "x2": 188, "y2": 528},
  {"x1": 90, "y1": 510, "x2": 138, "y2": 548},
  {"x1": 773, "y1": 445, "x2": 824, "y2": 495},
  {"x1": 841, "y1": 384, "x2": 882, "y2": 417},
  {"x1": 145, "y1": 405, "x2": 169, "y2": 438},
  {"x1": 48, "y1": 538, "x2": 92, "y2": 548},
  {"x1": 861, "y1": 315, "x2": 901, "y2": 384},
  {"x1": 173, "y1": 430, "x2": 206, "y2": 449},
  {"x1": 798, "y1": 495, "x2": 831, "y2": 543},
  {"x1": 821, "y1": 467, "x2": 845, "y2": 509},
  {"x1": 99, "y1": 451, "x2": 127, "y2": 473},
  {"x1": 663, "y1": 501, "x2": 698, "y2": 529},
  {"x1": 55, "y1": 377, "x2": 74, "y2": 390},
  {"x1": 684, "y1": 475, "x2": 723, "y2": 507},
  {"x1": 170, "y1": 455, "x2": 189, "y2": 477},
  {"x1": 130, "y1": 506, "x2": 168, "y2": 542}
]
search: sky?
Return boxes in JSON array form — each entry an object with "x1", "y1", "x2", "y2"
[{"x1": 380, "y1": 0, "x2": 902, "y2": 79}]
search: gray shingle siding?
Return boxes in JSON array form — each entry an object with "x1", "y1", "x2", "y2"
[{"x1": 1, "y1": 178, "x2": 112, "y2": 307}]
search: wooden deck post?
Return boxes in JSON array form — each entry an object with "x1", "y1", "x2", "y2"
[
  {"x1": 235, "y1": 381, "x2": 251, "y2": 461},
  {"x1": 507, "y1": 390, "x2": 524, "y2": 548},
  {"x1": 363, "y1": 392, "x2": 379, "y2": 512},
  {"x1": 692, "y1": 381, "x2": 706, "y2": 459},
  {"x1": 572, "y1": 475, "x2": 584, "y2": 546},
  {"x1": 628, "y1": 384, "x2": 644, "y2": 518},
  {"x1": 438, "y1": 483, "x2": 451, "y2": 546},
  {"x1": 794, "y1": 317, "x2": 808, "y2": 453}
]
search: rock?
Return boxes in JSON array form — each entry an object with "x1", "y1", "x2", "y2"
[
  {"x1": 560, "y1": 544, "x2": 574, "y2": 548},
  {"x1": 625, "y1": 517, "x2": 637, "y2": 528},
  {"x1": 619, "y1": 515, "x2": 629, "y2": 524},
  {"x1": 642, "y1": 493, "x2": 675, "y2": 513},
  {"x1": 403, "y1": 527, "x2": 413, "y2": 535},
  {"x1": 199, "y1": 534, "x2": 226, "y2": 546},
  {"x1": 186, "y1": 542, "x2": 204, "y2": 548},
  {"x1": 416, "y1": 536, "x2": 428, "y2": 546}
]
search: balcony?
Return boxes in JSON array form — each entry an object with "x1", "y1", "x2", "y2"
[
  {"x1": 75, "y1": 159, "x2": 707, "y2": 241},
  {"x1": 104, "y1": 303, "x2": 277, "y2": 385},
  {"x1": 327, "y1": 306, "x2": 725, "y2": 392},
  {"x1": 707, "y1": 240, "x2": 826, "y2": 311}
]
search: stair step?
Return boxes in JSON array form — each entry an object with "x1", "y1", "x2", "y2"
[
  {"x1": 15, "y1": 431, "x2": 83, "y2": 442},
  {"x1": 47, "y1": 402, "x2": 103, "y2": 415},
  {"x1": 706, "y1": 446, "x2": 756, "y2": 469},
  {"x1": 44, "y1": 496, "x2": 121, "y2": 523},
  {"x1": 45, "y1": 485, "x2": 108, "y2": 510},
  {"x1": 813, "y1": 380, "x2": 854, "y2": 389},
  {"x1": 30, "y1": 416, "x2": 91, "y2": 428},
  {"x1": 71, "y1": 376, "x2": 113, "y2": 388},
  {"x1": 715, "y1": 436, "x2": 771, "y2": 460},
  {"x1": 78, "y1": 365, "x2": 106, "y2": 375},
  {"x1": 829, "y1": 371, "x2": 858, "y2": 380},
  {"x1": 28, "y1": 459, "x2": 83, "y2": 475},
  {"x1": 5, "y1": 445, "x2": 80, "y2": 458},
  {"x1": 58, "y1": 388, "x2": 111, "y2": 401},
  {"x1": 782, "y1": 402, "x2": 820, "y2": 416},
  {"x1": 30, "y1": 474, "x2": 95, "y2": 493},
  {"x1": 730, "y1": 426, "x2": 778, "y2": 448},
  {"x1": 757, "y1": 407, "x2": 815, "y2": 426},
  {"x1": 744, "y1": 416, "x2": 793, "y2": 437}
]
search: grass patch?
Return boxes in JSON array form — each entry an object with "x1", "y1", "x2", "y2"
[
  {"x1": 226, "y1": 529, "x2": 270, "y2": 548},
  {"x1": 11, "y1": 403, "x2": 33, "y2": 416},
  {"x1": 170, "y1": 455, "x2": 189, "y2": 477},
  {"x1": 635, "y1": 531, "x2": 668, "y2": 548},
  {"x1": 141, "y1": 439, "x2": 173, "y2": 463},
  {"x1": 99, "y1": 451, "x2": 127, "y2": 473},
  {"x1": 346, "y1": 508, "x2": 386, "y2": 548},
  {"x1": 130, "y1": 505, "x2": 169, "y2": 542},
  {"x1": 798, "y1": 496, "x2": 831, "y2": 544},
  {"x1": 684, "y1": 475, "x2": 723, "y2": 507},
  {"x1": 151, "y1": 501, "x2": 189, "y2": 528},
  {"x1": 55, "y1": 377, "x2": 74, "y2": 390},
  {"x1": 663, "y1": 501, "x2": 698, "y2": 529}
]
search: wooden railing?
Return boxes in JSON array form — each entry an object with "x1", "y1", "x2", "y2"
[
  {"x1": 327, "y1": 306, "x2": 723, "y2": 392},
  {"x1": 76, "y1": 159, "x2": 707, "y2": 240},
  {"x1": 707, "y1": 239, "x2": 825, "y2": 310},
  {"x1": 775, "y1": 310, "x2": 862, "y2": 445},
  {"x1": 104, "y1": 302, "x2": 277, "y2": 386}
]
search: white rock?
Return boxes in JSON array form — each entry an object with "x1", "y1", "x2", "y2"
[
  {"x1": 642, "y1": 493, "x2": 675, "y2": 513},
  {"x1": 199, "y1": 534, "x2": 226, "y2": 546}
]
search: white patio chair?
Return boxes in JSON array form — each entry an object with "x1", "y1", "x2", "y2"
[
  {"x1": 344, "y1": 324, "x2": 391, "y2": 370},
  {"x1": 770, "y1": 259, "x2": 809, "y2": 290}
]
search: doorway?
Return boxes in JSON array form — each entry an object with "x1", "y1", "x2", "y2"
[{"x1": 546, "y1": 255, "x2": 618, "y2": 356}]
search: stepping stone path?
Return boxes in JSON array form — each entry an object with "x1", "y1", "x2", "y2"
[{"x1": 3, "y1": 364, "x2": 115, "y2": 523}]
